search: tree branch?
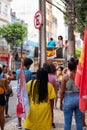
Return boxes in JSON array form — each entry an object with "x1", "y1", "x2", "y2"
[{"x1": 46, "y1": 0, "x2": 67, "y2": 16}]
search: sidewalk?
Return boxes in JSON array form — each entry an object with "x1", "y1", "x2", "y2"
[{"x1": 5, "y1": 99, "x2": 87, "y2": 130}]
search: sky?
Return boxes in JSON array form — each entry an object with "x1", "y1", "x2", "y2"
[
  {"x1": 11, "y1": 0, "x2": 39, "y2": 41},
  {"x1": 11, "y1": 0, "x2": 66, "y2": 41},
  {"x1": 11, "y1": 0, "x2": 39, "y2": 23}
]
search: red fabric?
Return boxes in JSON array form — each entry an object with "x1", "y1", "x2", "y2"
[
  {"x1": 76, "y1": 26, "x2": 87, "y2": 112},
  {"x1": 16, "y1": 61, "x2": 29, "y2": 118},
  {"x1": 80, "y1": 27, "x2": 87, "y2": 98},
  {"x1": 16, "y1": 62, "x2": 25, "y2": 118},
  {"x1": 16, "y1": 102, "x2": 24, "y2": 116},
  {"x1": 79, "y1": 98, "x2": 87, "y2": 112}
]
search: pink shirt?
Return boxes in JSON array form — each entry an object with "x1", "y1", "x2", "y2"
[{"x1": 48, "y1": 74, "x2": 58, "y2": 92}]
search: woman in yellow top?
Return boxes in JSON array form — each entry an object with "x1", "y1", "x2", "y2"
[{"x1": 24, "y1": 68, "x2": 56, "y2": 130}]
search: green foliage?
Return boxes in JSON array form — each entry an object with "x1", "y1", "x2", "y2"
[
  {"x1": 75, "y1": 48, "x2": 81, "y2": 58},
  {"x1": 64, "y1": 13, "x2": 68, "y2": 24},
  {"x1": 62, "y1": 0, "x2": 87, "y2": 34},
  {"x1": 75, "y1": 0, "x2": 87, "y2": 33},
  {"x1": 0, "y1": 22, "x2": 27, "y2": 46}
]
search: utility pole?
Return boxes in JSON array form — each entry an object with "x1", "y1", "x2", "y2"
[
  {"x1": 39, "y1": 0, "x2": 46, "y2": 67},
  {"x1": 67, "y1": 0, "x2": 75, "y2": 59}
]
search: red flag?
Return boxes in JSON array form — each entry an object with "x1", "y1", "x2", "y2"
[{"x1": 75, "y1": 26, "x2": 87, "y2": 112}]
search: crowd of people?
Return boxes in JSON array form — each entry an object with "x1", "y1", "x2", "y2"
[
  {"x1": 0, "y1": 35, "x2": 86, "y2": 130},
  {"x1": 0, "y1": 64, "x2": 15, "y2": 130}
]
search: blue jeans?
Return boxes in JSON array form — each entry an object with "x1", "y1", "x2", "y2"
[{"x1": 63, "y1": 93, "x2": 83, "y2": 130}]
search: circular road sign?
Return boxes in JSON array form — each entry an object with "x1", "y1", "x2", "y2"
[{"x1": 34, "y1": 10, "x2": 43, "y2": 29}]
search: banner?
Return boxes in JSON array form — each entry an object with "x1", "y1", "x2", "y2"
[
  {"x1": 75, "y1": 26, "x2": 87, "y2": 112},
  {"x1": 46, "y1": 48, "x2": 56, "y2": 59},
  {"x1": 16, "y1": 62, "x2": 29, "y2": 118}
]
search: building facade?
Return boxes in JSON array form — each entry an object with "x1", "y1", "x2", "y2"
[
  {"x1": 46, "y1": 2, "x2": 57, "y2": 42},
  {"x1": 0, "y1": 0, "x2": 12, "y2": 66},
  {"x1": 0, "y1": 0, "x2": 12, "y2": 26}
]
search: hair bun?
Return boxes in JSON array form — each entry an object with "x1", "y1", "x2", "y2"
[{"x1": 70, "y1": 57, "x2": 75, "y2": 62}]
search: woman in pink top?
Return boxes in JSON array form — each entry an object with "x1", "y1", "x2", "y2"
[{"x1": 43, "y1": 62, "x2": 58, "y2": 128}]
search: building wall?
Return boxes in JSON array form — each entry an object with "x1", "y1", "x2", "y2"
[
  {"x1": 52, "y1": 15, "x2": 57, "y2": 41},
  {"x1": 11, "y1": 1, "x2": 66, "y2": 43},
  {"x1": 0, "y1": 0, "x2": 12, "y2": 67},
  {"x1": 46, "y1": 1, "x2": 57, "y2": 42},
  {"x1": 0, "y1": 0, "x2": 12, "y2": 26},
  {"x1": 52, "y1": 0, "x2": 67, "y2": 41}
]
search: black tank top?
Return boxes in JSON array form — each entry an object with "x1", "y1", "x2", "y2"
[{"x1": 0, "y1": 94, "x2": 5, "y2": 106}]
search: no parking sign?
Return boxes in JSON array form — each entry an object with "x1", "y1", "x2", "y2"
[{"x1": 34, "y1": 10, "x2": 43, "y2": 29}]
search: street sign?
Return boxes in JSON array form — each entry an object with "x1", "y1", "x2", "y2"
[{"x1": 34, "y1": 10, "x2": 43, "y2": 29}]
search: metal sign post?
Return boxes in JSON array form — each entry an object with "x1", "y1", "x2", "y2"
[
  {"x1": 39, "y1": 0, "x2": 46, "y2": 67},
  {"x1": 34, "y1": 0, "x2": 46, "y2": 68}
]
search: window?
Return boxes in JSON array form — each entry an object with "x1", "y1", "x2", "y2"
[
  {"x1": 0, "y1": 2, "x2": 1, "y2": 13},
  {"x1": 3, "y1": 4, "x2": 8, "y2": 16}
]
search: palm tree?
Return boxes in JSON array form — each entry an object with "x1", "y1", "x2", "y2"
[{"x1": 66, "y1": 0, "x2": 75, "y2": 58}]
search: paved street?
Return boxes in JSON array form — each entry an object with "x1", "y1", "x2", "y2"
[
  {"x1": 4, "y1": 104, "x2": 75, "y2": 130},
  {"x1": 5, "y1": 98, "x2": 87, "y2": 130},
  {"x1": 4, "y1": 80, "x2": 87, "y2": 130}
]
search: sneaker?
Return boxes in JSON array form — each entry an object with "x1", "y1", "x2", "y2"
[
  {"x1": 16, "y1": 124, "x2": 22, "y2": 129},
  {"x1": 52, "y1": 123, "x2": 56, "y2": 128}
]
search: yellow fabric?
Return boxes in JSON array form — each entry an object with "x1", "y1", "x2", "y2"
[
  {"x1": 24, "y1": 80, "x2": 56, "y2": 130},
  {"x1": 0, "y1": 79, "x2": 6, "y2": 94},
  {"x1": 0, "y1": 88, "x2": 4, "y2": 94},
  {"x1": 79, "y1": 43, "x2": 84, "y2": 64},
  {"x1": 58, "y1": 74, "x2": 63, "y2": 81}
]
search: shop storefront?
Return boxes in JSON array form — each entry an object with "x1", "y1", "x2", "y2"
[
  {"x1": 0, "y1": 51, "x2": 10, "y2": 66},
  {"x1": 0, "y1": 39, "x2": 10, "y2": 67}
]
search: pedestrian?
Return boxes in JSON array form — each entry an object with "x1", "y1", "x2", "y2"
[
  {"x1": 24, "y1": 68, "x2": 56, "y2": 130},
  {"x1": 55, "y1": 66, "x2": 63, "y2": 108},
  {"x1": 63, "y1": 40, "x2": 68, "y2": 60},
  {"x1": 57, "y1": 66, "x2": 63, "y2": 87},
  {"x1": 56, "y1": 35, "x2": 63, "y2": 58},
  {"x1": 43, "y1": 62, "x2": 58, "y2": 128},
  {"x1": 4, "y1": 86, "x2": 13, "y2": 118},
  {"x1": 47, "y1": 37, "x2": 56, "y2": 48},
  {"x1": 16, "y1": 58, "x2": 33, "y2": 129},
  {"x1": 2, "y1": 65, "x2": 13, "y2": 118},
  {"x1": 60, "y1": 57, "x2": 83, "y2": 130},
  {"x1": 62, "y1": 67, "x2": 68, "y2": 76},
  {"x1": 0, "y1": 67, "x2": 12, "y2": 130},
  {"x1": 56, "y1": 35, "x2": 63, "y2": 48}
]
